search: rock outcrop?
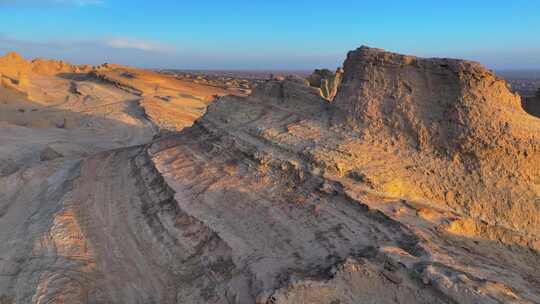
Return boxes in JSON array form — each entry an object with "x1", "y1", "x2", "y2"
[
  {"x1": 306, "y1": 68, "x2": 343, "y2": 101},
  {"x1": 333, "y1": 46, "x2": 540, "y2": 237}
]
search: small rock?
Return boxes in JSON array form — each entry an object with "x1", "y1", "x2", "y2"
[{"x1": 40, "y1": 146, "x2": 63, "y2": 161}]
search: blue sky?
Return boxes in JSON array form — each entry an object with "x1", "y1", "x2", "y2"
[{"x1": 0, "y1": 0, "x2": 539, "y2": 70}]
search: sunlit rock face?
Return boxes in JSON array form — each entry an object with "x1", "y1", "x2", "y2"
[
  {"x1": 333, "y1": 46, "x2": 540, "y2": 238},
  {"x1": 0, "y1": 47, "x2": 539, "y2": 304},
  {"x1": 0, "y1": 51, "x2": 93, "y2": 80}
]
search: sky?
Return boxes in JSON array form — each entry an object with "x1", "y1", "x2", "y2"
[{"x1": 0, "y1": 0, "x2": 539, "y2": 70}]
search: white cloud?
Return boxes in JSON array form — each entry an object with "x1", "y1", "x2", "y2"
[
  {"x1": 0, "y1": 34, "x2": 175, "y2": 55},
  {"x1": 0, "y1": 34, "x2": 183, "y2": 68},
  {"x1": 106, "y1": 38, "x2": 174, "y2": 53}
]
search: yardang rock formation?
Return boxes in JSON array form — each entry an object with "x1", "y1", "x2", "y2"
[{"x1": 0, "y1": 47, "x2": 539, "y2": 303}]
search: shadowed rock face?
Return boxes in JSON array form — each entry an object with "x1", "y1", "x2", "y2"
[
  {"x1": 523, "y1": 89, "x2": 540, "y2": 118},
  {"x1": 523, "y1": 95, "x2": 540, "y2": 118},
  {"x1": 1, "y1": 47, "x2": 540, "y2": 303}
]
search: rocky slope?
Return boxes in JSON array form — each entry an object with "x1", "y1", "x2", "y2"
[{"x1": 0, "y1": 47, "x2": 539, "y2": 303}]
